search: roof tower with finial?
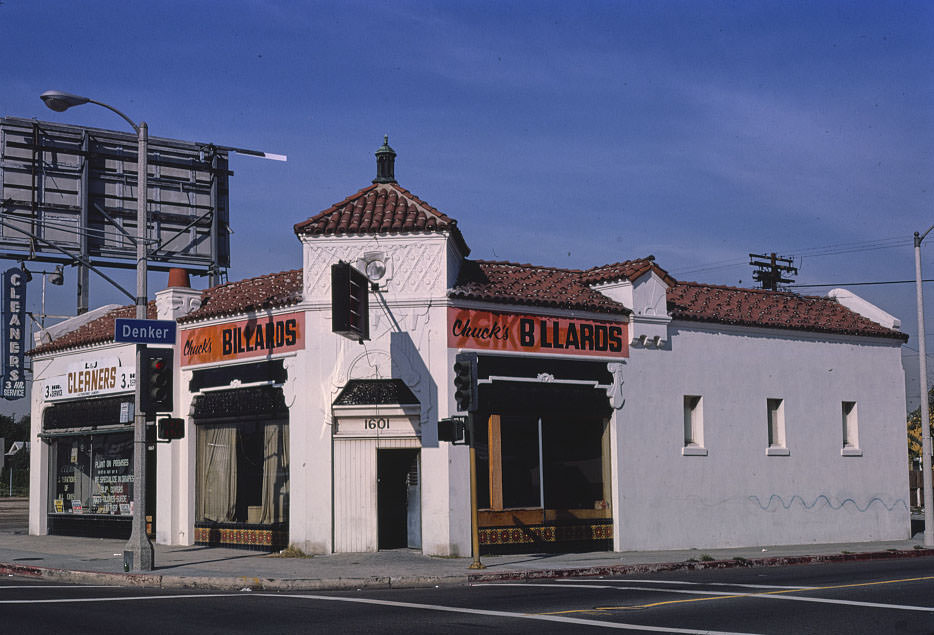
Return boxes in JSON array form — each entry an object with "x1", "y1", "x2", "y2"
[
  {"x1": 373, "y1": 134, "x2": 396, "y2": 184},
  {"x1": 293, "y1": 137, "x2": 469, "y2": 254}
]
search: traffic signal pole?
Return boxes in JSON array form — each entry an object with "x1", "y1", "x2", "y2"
[
  {"x1": 125, "y1": 121, "x2": 154, "y2": 573},
  {"x1": 467, "y1": 412, "x2": 484, "y2": 570},
  {"x1": 453, "y1": 352, "x2": 484, "y2": 569}
]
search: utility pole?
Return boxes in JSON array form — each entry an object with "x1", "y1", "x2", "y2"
[
  {"x1": 914, "y1": 225, "x2": 933, "y2": 548},
  {"x1": 749, "y1": 253, "x2": 798, "y2": 291},
  {"x1": 41, "y1": 90, "x2": 153, "y2": 570}
]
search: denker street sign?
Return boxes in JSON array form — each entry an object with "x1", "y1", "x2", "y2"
[{"x1": 114, "y1": 318, "x2": 177, "y2": 345}]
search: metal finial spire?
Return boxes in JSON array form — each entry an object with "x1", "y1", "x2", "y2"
[{"x1": 373, "y1": 135, "x2": 397, "y2": 184}]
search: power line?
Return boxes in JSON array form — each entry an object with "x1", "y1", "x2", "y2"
[
  {"x1": 789, "y1": 279, "x2": 934, "y2": 288},
  {"x1": 675, "y1": 234, "x2": 917, "y2": 277}
]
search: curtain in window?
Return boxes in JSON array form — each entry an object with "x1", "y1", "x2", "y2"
[
  {"x1": 260, "y1": 422, "x2": 289, "y2": 524},
  {"x1": 197, "y1": 425, "x2": 238, "y2": 522}
]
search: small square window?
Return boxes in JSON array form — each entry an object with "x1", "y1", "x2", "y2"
[
  {"x1": 682, "y1": 395, "x2": 707, "y2": 456},
  {"x1": 766, "y1": 398, "x2": 788, "y2": 456},
  {"x1": 841, "y1": 401, "x2": 862, "y2": 456}
]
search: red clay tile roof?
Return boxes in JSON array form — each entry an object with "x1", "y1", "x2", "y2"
[
  {"x1": 30, "y1": 270, "x2": 304, "y2": 355},
  {"x1": 581, "y1": 257, "x2": 677, "y2": 287},
  {"x1": 667, "y1": 282, "x2": 907, "y2": 341},
  {"x1": 293, "y1": 182, "x2": 469, "y2": 254},
  {"x1": 450, "y1": 260, "x2": 629, "y2": 315},
  {"x1": 177, "y1": 269, "x2": 303, "y2": 323},
  {"x1": 30, "y1": 303, "x2": 157, "y2": 356}
]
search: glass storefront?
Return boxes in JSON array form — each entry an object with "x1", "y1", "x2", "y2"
[
  {"x1": 196, "y1": 419, "x2": 289, "y2": 525},
  {"x1": 192, "y1": 384, "x2": 290, "y2": 550},
  {"x1": 49, "y1": 431, "x2": 134, "y2": 517},
  {"x1": 42, "y1": 395, "x2": 151, "y2": 539},
  {"x1": 475, "y1": 378, "x2": 614, "y2": 553}
]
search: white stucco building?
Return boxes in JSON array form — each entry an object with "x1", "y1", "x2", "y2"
[{"x1": 28, "y1": 140, "x2": 910, "y2": 556}]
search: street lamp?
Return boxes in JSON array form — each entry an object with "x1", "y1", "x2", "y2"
[
  {"x1": 915, "y1": 225, "x2": 934, "y2": 548},
  {"x1": 41, "y1": 90, "x2": 153, "y2": 571},
  {"x1": 20, "y1": 263, "x2": 66, "y2": 328}
]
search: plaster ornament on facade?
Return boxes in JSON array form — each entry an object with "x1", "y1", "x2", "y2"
[{"x1": 28, "y1": 138, "x2": 910, "y2": 559}]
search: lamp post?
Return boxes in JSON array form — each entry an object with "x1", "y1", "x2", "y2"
[
  {"x1": 20, "y1": 264, "x2": 66, "y2": 328},
  {"x1": 41, "y1": 90, "x2": 153, "y2": 570},
  {"x1": 915, "y1": 225, "x2": 934, "y2": 548}
]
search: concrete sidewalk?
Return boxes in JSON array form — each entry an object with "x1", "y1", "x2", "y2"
[{"x1": 1, "y1": 529, "x2": 932, "y2": 592}]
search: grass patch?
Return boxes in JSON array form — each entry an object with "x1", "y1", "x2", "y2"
[
  {"x1": 700, "y1": 554, "x2": 715, "y2": 562},
  {"x1": 271, "y1": 545, "x2": 312, "y2": 558}
]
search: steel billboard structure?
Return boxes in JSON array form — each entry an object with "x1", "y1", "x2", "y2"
[{"x1": 0, "y1": 116, "x2": 231, "y2": 314}]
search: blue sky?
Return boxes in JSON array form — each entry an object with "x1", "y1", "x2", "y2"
[{"x1": 1, "y1": 0, "x2": 932, "y2": 414}]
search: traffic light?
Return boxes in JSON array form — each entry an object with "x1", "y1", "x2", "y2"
[
  {"x1": 140, "y1": 348, "x2": 173, "y2": 415},
  {"x1": 453, "y1": 352, "x2": 478, "y2": 412},
  {"x1": 332, "y1": 261, "x2": 370, "y2": 342},
  {"x1": 157, "y1": 417, "x2": 185, "y2": 441},
  {"x1": 438, "y1": 416, "x2": 468, "y2": 444}
]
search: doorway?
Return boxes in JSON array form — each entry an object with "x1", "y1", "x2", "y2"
[{"x1": 377, "y1": 449, "x2": 420, "y2": 550}]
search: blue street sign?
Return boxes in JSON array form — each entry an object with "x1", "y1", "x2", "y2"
[{"x1": 114, "y1": 318, "x2": 177, "y2": 345}]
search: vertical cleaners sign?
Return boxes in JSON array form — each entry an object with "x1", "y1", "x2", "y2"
[
  {"x1": 448, "y1": 307, "x2": 628, "y2": 359},
  {"x1": 2, "y1": 267, "x2": 26, "y2": 400}
]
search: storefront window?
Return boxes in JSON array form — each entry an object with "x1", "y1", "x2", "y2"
[
  {"x1": 196, "y1": 420, "x2": 289, "y2": 525},
  {"x1": 49, "y1": 432, "x2": 134, "y2": 516},
  {"x1": 541, "y1": 416, "x2": 605, "y2": 510},
  {"x1": 479, "y1": 411, "x2": 608, "y2": 512},
  {"x1": 500, "y1": 415, "x2": 541, "y2": 508}
]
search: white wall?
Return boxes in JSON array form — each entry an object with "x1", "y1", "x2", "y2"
[
  {"x1": 616, "y1": 322, "x2": 909, "y2": 550},
  {"x1": 295, "y1": 231, "x2": 472, "y2": 556}
]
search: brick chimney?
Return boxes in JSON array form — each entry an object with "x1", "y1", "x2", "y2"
[{"x1": 156, "y1": 268, "x2": 202, "y2": 320}]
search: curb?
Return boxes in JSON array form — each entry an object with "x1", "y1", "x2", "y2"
[
  {"x1": 467, "y1": 547, "x2": 934, "y2": 583},
  {"x1": 2, "y1": 548, "x2": 932, "y2": 592}
]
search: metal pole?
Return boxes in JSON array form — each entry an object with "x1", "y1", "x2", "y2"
[
  {"x1": 915, "y1": 226, "x2": 933, "y2": 547},
  {"x1": 40, "y1": 273, "x2": 46, "y2": 328},
  {"x1": 124, "y1": 122, "x2": 153, "y2": 571},
  {"x1": 468, "y1": 444, "x2": 485, "y2": 570}
]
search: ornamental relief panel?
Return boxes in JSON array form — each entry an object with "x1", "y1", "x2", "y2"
[
  {"x1": 304, "y1": 240, "x2": 444, "y2": 300},
  {"x1": 633, "y1": 275, "x2": 669, "y2": 318},
  {"x1": 322, "y1": 324, "x2": 436, "y2": 427}
]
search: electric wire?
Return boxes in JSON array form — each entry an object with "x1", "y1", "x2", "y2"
[{"x1": 675, "y1": 235, "x2": 917, "y2": 277}]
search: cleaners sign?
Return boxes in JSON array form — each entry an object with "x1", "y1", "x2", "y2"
[
  {"x1": 448, "y1": 307, "x2": 628, "y2": 359},
  {"x1": 180, "y1": 311, "x2": 304, "y2": 367},
  {"x1": 44, "y1": 357, "x2": 135, "y2": 402},
  {"x1": 2, "y1": 267, "x2": 27, "y2": 400}
]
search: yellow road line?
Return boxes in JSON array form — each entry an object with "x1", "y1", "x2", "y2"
[{"x1": 539, "y1": 574, "x2": 934, "y2": 616}]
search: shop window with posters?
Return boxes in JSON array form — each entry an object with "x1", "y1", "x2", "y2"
[{"x1": 49, "y1": 432, "x2": 134, "y2": 517}]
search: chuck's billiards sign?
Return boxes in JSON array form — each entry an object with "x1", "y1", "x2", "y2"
[
  {"x1": 180, "y1": 311, "x2": 304, "y2": 367},
  {"x1": 447, "y1": 308, "x2": 628, "y2": 359}
]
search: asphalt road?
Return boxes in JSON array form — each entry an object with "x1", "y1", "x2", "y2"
[
  {"x1": 1, "y1": 556, "x2": 932, "y2": 633},
  {"x1": 0, "y1": 497, "x2": 27, "y2": 534}
]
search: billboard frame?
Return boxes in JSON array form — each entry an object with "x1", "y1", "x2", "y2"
[{"x1": 0, "y1": 116, "x2": 231, "y2": 314}]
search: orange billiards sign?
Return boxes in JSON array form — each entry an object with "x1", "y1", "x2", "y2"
[
  {"x1": 180, "y1": 311, "x2": 304, "y2": 367},
  {"x1": 447, "y1": 308, "x2": 628, "y2": 359}
]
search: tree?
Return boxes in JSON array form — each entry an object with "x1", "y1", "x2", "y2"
[
  {"x1": 0, "y1": 414, "x2": 30, "y2": 495},
  {"x1": 908, "y1": 387, "x2": 934, "y2": 462}
]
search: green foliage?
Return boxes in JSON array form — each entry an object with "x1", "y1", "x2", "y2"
[
  {"x1": 907, "y1": 387, "x2": 934, "y2": 462},
  {"x1": 0, "y1": 414, "x2": 30, "y2": 496}
]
